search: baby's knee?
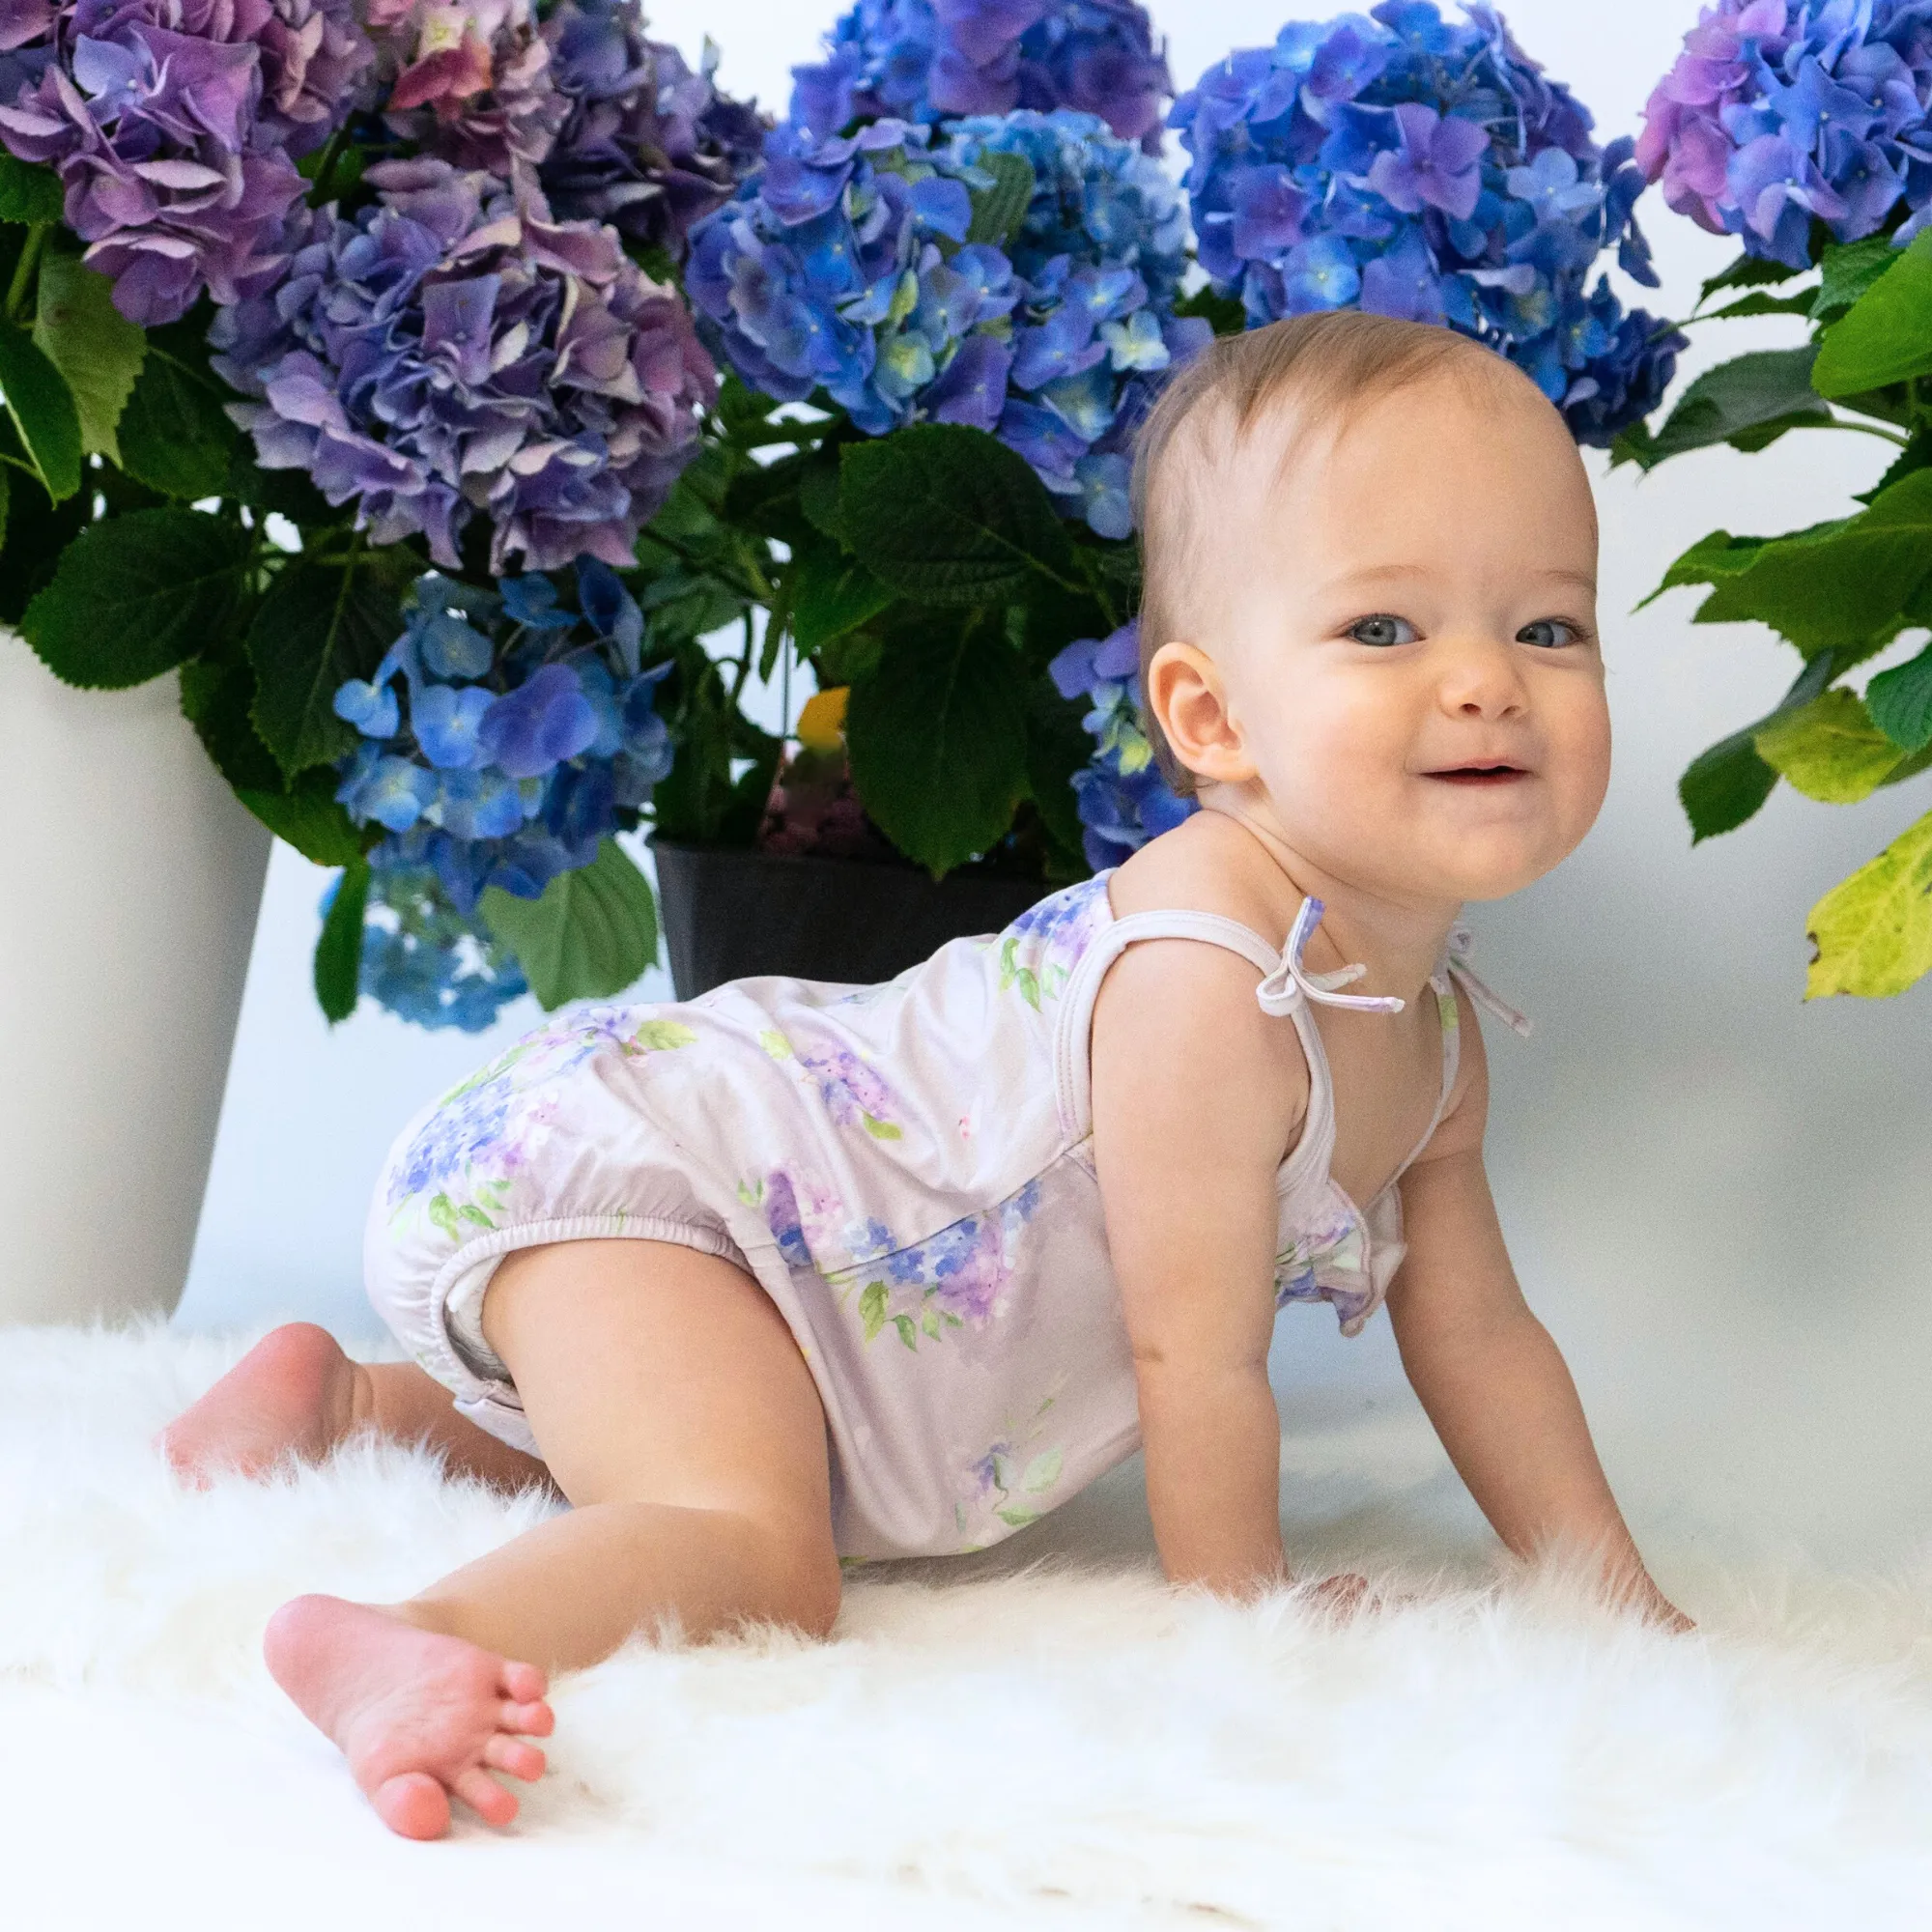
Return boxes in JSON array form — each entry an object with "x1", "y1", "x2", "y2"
[{"x1": 756, "y1": 1529, "x2": 841, "y2": 1639}]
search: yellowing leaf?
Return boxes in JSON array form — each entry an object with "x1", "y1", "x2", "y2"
[
  {"x1": 1804, "y1": 809, "x2": 1932, "y2": 999},
  {"x1": 1754, "y1": 689, "x2": 1904, "y2": 803}
]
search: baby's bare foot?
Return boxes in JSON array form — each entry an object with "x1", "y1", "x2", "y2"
[
  {"x1": 265, "y1": 1595, "x2": 554, "y2": 1839},
  {"x1": 158, "y1": 1322, "x2": 359, "y2": 1486}
]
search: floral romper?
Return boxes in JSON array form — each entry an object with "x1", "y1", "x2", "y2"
[{"x1": 365, "y1": 873, "x2": 1525, "y2": 1561}]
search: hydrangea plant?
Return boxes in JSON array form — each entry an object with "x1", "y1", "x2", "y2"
[
  {"x1": 1169, "y1": 1, "x2": 1682, "y2": 443},
  {"x1": 0, "y1": 0, "x2": 1688, "y2": 1031},
  {"x1": 1624, "y1": 0, "x2": 1932, "y2": 1000},
  {"x1": 687, "y1": 108, "x2": 1204, "y2": 537}
]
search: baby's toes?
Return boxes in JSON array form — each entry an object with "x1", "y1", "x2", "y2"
[
  {"x1": 483, "y1": 1733, "x2": 547, "y2": 1782},
  {"x1": 373, "y1": 1771, "x2": 452, "y2": 1841},
  {"x1": 501, "y1": 1694, "x2": 554, "y2": 1739},
  {"x1": 454, "y1": 1766, "x2": 521, "y2": 1828},
  {"x1": 499, "y1": 1659, "x2": 548, "y2": 1705}
]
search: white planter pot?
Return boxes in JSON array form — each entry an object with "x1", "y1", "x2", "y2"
[{"x1": 0, "y1": 634, "x2": 270, "y2": 1325}]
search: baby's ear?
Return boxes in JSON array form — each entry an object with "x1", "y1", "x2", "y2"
[{"x1": 1145, "y1": 639, "x2": 1255, "y2": 786}]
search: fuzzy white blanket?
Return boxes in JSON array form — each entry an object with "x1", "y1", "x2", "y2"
[{"x1": 4, "y1": 1324, "x2": 1929, "y2": 1931}]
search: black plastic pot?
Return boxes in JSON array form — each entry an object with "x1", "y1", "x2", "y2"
[{"x1": 652, "y1": 839, "x2": 1048, "y2": 998}]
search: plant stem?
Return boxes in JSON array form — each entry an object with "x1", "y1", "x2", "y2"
[
  {"x1": 5, "y1": 224, "x2": 47, "y2": 326},
  {"x1": 1828, "y1": 414, "x2": 1910, "y2": 447}
]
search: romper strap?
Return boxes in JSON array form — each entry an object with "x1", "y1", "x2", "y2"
[{"x1": 1444, "y1": 923, "x2": 1533, "y2": 1038}]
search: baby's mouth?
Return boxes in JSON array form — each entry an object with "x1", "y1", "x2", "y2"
[{"x1": 1424, "y1": 763, "x2": 1530, "y2": 786}]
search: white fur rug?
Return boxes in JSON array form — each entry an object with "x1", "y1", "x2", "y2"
[{"x1": 6, "y1": 1325, "x2": 1932, "y2": 1931}]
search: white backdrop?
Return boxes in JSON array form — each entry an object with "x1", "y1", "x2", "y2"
[{"x1": 178, "y1": 0, "x2": 1932, "y2": 1577}]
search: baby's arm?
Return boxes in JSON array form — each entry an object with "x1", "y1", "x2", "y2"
[
  {"x1": 1389, "y1": 995, "x2": 1688, "y2": 1626},
  {"x1": 1091, "y1": 938, "x2": 1309, "y2": 1594}
]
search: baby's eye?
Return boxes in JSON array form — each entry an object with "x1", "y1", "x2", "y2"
[
  {"x1": 1517, "y1": 618, "x2": 1582, "y2": 648},
  {"x1": 1348, "y1": 614, "x2": 1419, "y2": 647}
]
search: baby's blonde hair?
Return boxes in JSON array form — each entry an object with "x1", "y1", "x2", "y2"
[{"x1": 1131, "y1": 312, "x2": 1534, "y2": 793}]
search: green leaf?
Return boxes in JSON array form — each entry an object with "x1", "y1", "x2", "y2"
[
  {"x1": 838, "y1": 423, "x2": 1073, "y2": 605},
  {"x1": 1753, "y1": 689, "x2": 1905, "y2": 802},
  {"x1": 1703, "y1": 290, "x2": 1819, "y2": 322},
  {"x1": 1866, "y1": 640, "x2": 1932, "y2": 752},
  {"x1": 963, "y1": 150, "x2": 1036, "y2": 247},
  {"x1": 21, "y1": 507, "x2": 250, "y2": 687},
  {"x1": 179, "y1": 648, "x2": 285, "y2": 793},
  {"x1": 0, "y1": 463, "x2": 9, "y2": 554},
  {"x1": 1679, "y1": 728, "x2": 1779, "y2": 842},
  {"x1": 1813, "y1": 232, "x2": 1932, "y2": 396},
  {"x1": 893, "y1": 1314, "x2": 918, "y2": 1350},
  {"x1": 1020, "y1": 1449, "x2": 1063, "y2": 1493},
  {"x1": 1637, "y1": 527, "x2": 1772, "y2": 608},
  {"x1": 1173, "y1": 281, "x2": 1247, "y2": 335},
  {"x1": 858, "y1": 1280, "x2": 888, "y2": 1343},
  {"x1": 845, "y1": 611, "x2": 1030, "y2": 874},
  {"x1": 117, "y1": 349, "x2": 241, "y2": 499},
  {"x1": 995, "y1": 1506, "x2": 1040, "y2": 1529},
  {"x1": 0, "y1": 463, "x2": 84, "y2": 623},
  {"x1": 1698, "y1": 251, "x2": 1803, "y2": 302},
  {"x1": 236, "y1": 774, "x2": 366, "y2": 867},
  {"x1": 0, "y1": 154, "x2": 64, "y2": 225},
  {"x1": 1680, "y1": 469, "x2": 1932, "y2": 657},
  {"x1": 791, "y1": 540, "x2": 895, "y2": 657},
  {"x1": 1812, "y1": 235, "x2": 1901, "y2": 323},
  {"x1": 1610, "y1": 349, "x2": 1828, "y2": 472},
  {"x1": 479, "y1": 838, "x2": 660, "y2": 1009},
  {"x1": 314, "y1": 857, "x2": 371, "y2": 1025},
  {"x1": 0, "y1": 318, "x2": 81, "y2": 502},
  {"x1": 32, "y1": 249, "x2": 144, "y2": 462},
  {"x1": 1677, "y1": 652, "x2": 1836, "y2": 841},
  {"x1": 1804, "y1": 809, "x2": 1932, "y2": 999},
  {"x1": 246, "y1": 558, "x2": 404, "y2": 776},
  {"x1": 1024, "y1": 675, "x2": 1094, "y2": 866}
]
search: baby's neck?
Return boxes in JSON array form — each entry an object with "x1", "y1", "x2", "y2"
[{"x1": 1195, "y1": 793, "x2": 1460, "y2": 1003}]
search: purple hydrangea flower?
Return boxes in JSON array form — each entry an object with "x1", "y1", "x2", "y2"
[
  {"x1": 790, "y1": 0, "x2": 1173, "y2": 154},
  {"x1": 686, "y1": 108, "x2": 1206, "y2": 532},
  {"x1": 210, "y1": 158, "x2": 715, "y2": 574},
  {"x1": 537, "y1": 0, "x2": 765, "y2": 261},
  {"x1": 368, "y1": 0, "x2": 565, "y2": 180},
  {"x1": 0, "y1": 0, "x2": 373, "y2": 324},
  {"x1": 1172, "y1": 3, "x2": 1682, "y2": 447},
  {"x1": 1048, "y1": 619, "x2": 1196, "y2": 867},
  {"x1": 1637, "y1": 0, "x2": 1932, "y2": 267}
]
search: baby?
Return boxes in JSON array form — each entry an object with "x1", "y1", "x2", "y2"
[{"x1": 163, "y1": 310, "x2": 1686, "y2": 1839}]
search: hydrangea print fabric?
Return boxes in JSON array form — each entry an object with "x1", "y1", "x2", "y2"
[
  {"x1": 686, "y1": 108, "x2": 1207, "y2": 533},
  {"x1": 1170, "y1": 1, "x2": 1683, "y2": 442},
  {"x1": 789, "y1": 0, "x2": 1174, "y2": 153},
  {"x1": 1637, "y1": 0, "x2": 1932, "y2": 266}
]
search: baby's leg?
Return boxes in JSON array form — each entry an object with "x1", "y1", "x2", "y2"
[
  {"x1": 159, "y1": 1323, "x2": 547, "y2": 1493},
  {"x1": 264, "y1": 1238, "x2": 838, "y2": 1839}
]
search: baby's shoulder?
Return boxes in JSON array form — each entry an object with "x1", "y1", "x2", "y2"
[{"x1": 1107, "y1": 810, "x2": 1297, "y2": 945}]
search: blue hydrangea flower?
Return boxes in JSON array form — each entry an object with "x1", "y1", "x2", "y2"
[
  {"x1": 686, "y1": 108, "x2": 1208, "y2": 533},
  {"x1": 790, "y1": 0, "x2": 1173, "y2": 154},
  {"x1": 1171, "y1": 3, "x2": 1683, "y2": 446},
  {"x1": 346, "y1": 862, "x2": 532, "y2": 1033},
  {"x1": 1638, "y1": 0, "x2": 1932, "y2": 267},
  {"x1": 330, "y1": 560, "x2": 675, "y2": 1024},
  {"x1": 1048, "y1": 620, "x2": 1195, "y2": 867}
]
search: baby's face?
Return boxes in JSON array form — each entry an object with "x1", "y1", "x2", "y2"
[{"x1": 1162, "y1": 369, "x2": 1609, "y2": 908}]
